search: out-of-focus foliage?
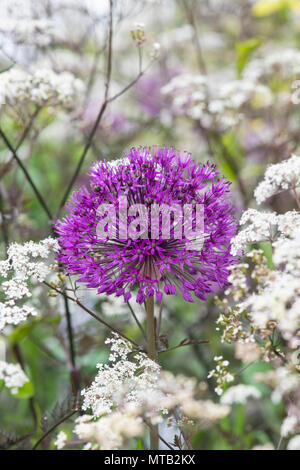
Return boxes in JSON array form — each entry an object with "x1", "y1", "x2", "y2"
[{"x1": 0, "y1": 0, "x2": 300, "y2": 451}]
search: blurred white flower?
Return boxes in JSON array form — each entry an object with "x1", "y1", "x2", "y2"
[
  {"x1": 281, "y1": 415, "x2": 300, "y2": 438},
  {"x1": 74, "y1": 409, "x2": 144, "y2": 451},
  {"x1": 254, "y1": 154, "x2": 300, "y2": 204},
  {"x1": 54, "y1": 431, "x2": 68, "y2": 450},
  {"x1": 220, "y1": 384, "x2": 262, "y2": 405},
  {"x1": 0, "y1": 360, "x2": 29, "y2": 395},
  {"x1": 0, "y1": 67, "x2": 85, "y2": 109},
  {"x1": 287, "y1": 435, "x2": 300, "y2": 450},
  {"x1": 230, "y1": 209, "x2": 300, "y2": 255},
  {"x1": 0, "y1": 238, "x2": 59, "y2": 330}
]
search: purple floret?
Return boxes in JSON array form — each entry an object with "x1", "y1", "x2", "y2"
[{"x1": 56, "y1": 146, "x2": 236, "y2": 304}]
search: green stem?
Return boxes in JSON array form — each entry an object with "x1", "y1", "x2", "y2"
[{"x1": 145, "y1": 297, "x2": 159, "y2": 450}]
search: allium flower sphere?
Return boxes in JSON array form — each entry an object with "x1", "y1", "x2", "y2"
[{"x1": 56, "y1": 146, "x2": 236, "y2": 304}]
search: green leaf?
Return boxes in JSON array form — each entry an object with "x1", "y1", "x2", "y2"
[
  {"x1": 214, "y1": 130, "x2": 245, "y2": 182},
  {"x1": 252, "y1": 0, "x2": 300, "y2": 17},
  {"x1": 8, "y1": 317, "x2": 41, "y2": 344},
  {"x1": 236, "y1": 38, "x2": 262, "y2": 77},
  {"x1": 259, "y1": 241, "x2": 275, "y2": 269},
  {"x1": 136, "y1": 438, "x2": 144, "y2": 450},
  {"x1": 233, "y1": 404, "x2": 245, "y2": 436},
  {"x1": 13, "y1": 380, "x2": 34, "y2": 399}
]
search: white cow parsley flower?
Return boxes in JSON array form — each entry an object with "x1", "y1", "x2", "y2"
[
  {"x1": 81, "y1": 334, "x2": 231, "y2": 438},
  {"x1": 54, "y1": 431, "x2": 68, "y2": 450},
  {"x1": 271, "y1": 367, "x2": 299, "y2": 403},
  {"x1": 0, "y1": 237, "x2": 59, "y2": 330},
  {"x1": 220, "y1": 384, "x2": 261, "y2": 405},
  {"x1": 0, "y1": 18, "x2": 54, "y2": 46},
  {"x1": 273, "y1": 227, "x2": 300, "y2": 276},
  {"x1": 281, "y1": 415, "x2": 300, "y2": 438},
  {"x1": 0, "y1": 361, "x2": 29, "y2": 395},
  {"x1": 0, "y1": 67, "x2": 85, "y2": 109},
  {"x1": 252, "y1": 443, "x2": 275, "y2": 450},
  {"x1": 287, "y1": 435, "x2": 300, "y2": 450},
  {"x1": 231, "y1": 209, "x2": 300, "y2": 255},
  {"x1": 81, "y1": 335, "x2": 161, "y2": 417},
  {"x1": 244, "y1": 49, "x2": 300, "y2": 82},
  {"x1": 240, "y1": 272, "x2": 300, "y2": 339},
  {"x1": 161, "y1": 73, "x2": 272, "y2": 130},
  {"x1": 254, "y1": 154, "x2": 300, "y2": 204},
  {"x1": 74, "y1": 408, "x2": 144, "y2": 451},
  {"x1": 208, "y1": 356, "x2": 234, "y2": 395}
]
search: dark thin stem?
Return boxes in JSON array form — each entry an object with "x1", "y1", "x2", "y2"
[
  {"x1": 106, "y1": 62, "x2": 152, "y2": 104},
  {"x1": 0, "y1": 127, "x2": 52, "y2": 220},
  {"x1": 56, "y1": 2, "x2": 155, "y2": 217},
  {"x1": 32, "y1": 408, "x2": 78, "y2": 450},
  {"x1": 277, "y1": 435, "x2": 284, "y2": 450},
  {"x1": 15, "y1": 108, "x2": 41, "y2": 152},
  {"x1": 43, "y1": 281, "x2": 139, "y2": 348},
  {"x1": 1, "y1": 108, "x2": 40, "y2": 178},
  {"x1": 28, "y1": 335, "x2": 65, "y2": 365},
  {"x1": 62, "y1": 291, "x2": 80, "y2": 395},
  {"x1": 159, "y1": 339, "x2": 209, "y2": 354},
  {"x1": 0, "y1": 193, "x2": 9, "y2": 255},
  {"x1": 12, "y1": 343, "x2": 39, "y2": 429},
  {"x1": 63, "y1": 294, "x2": 75, "y2": 367},
  {"x1": 181, "y1": 0, "x2": 207, "y2": 74},
  {"x1": 173, "y1": 408, "x2": 193, "y2": 450},
  {"x1": 127, "y1": 300, "x2": 147, "y2": 341},
  {"x1": 272, "y1": 347, "x2": 288, "y2": 364},
  {"x1": 292, "y1": 186, "x2": 300, "y2": 210},
  {"x1": 144, "y1": 419, "x2": 174, "y2": 451},
  {"x1": 56, "y1": 0, "x2": 114, "y2": 215}
]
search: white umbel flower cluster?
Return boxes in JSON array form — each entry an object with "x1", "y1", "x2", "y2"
[
  {"x1": 80, "y1": 335, "x2": 231, "y2": 449},
  {"x1": 236, "y1": 217, "x2": 300, "y2": 340},
  {"x1": 281, "y1": 415, "x2": 300, "y2": 438},
  {"x1": 271, "y1": 367, "x2": 299, "y2": 403},
  {"x1": 208, "y1": 356, "x2": 234, "y2": 395},
  {"x1": 244, "y1": 48, "x2": 300, "y2": 82},
  {"x1": 54, "y1": 431, "x2": 68, "y2": 450},
  {"x1": 241, "y1": 272, "x2": 300, "y2": 340},
  {"x1": 254, "y1": 154, "x2": 300, "y2": 204},
  {"x1": 74, "y1": 408, "x2": 144, "y2": 451},
  {"x1": 230, "y1": 209, "x2": 300, "y2": 255},
  {"x1": 0, "y1": 237, "x2": 59, "y2": 330},
  {"x1": 0, "y1": 360, "x2": 29, "y2": 395},
  {"x1": 0, "y1": 67, "x2": 85, "y2": 108},
  {"x1": 273, "y1": 227, "x2": 300, "y2": 276},
  {"x1": 220, "y1": 384, "x2": 262, "y2": 405},
  {"x1": 161, "y1": 73, "x2": 272, "y2": 130},
  {"x1": 81, "y1": 335, "x2": 161, "y2": 418},
  {"x1": 0, "y1": 18, "x2": 54, "y2": 46},
  {"x1": 287, "y1": 435, "x2": 300, "y2": 450}
]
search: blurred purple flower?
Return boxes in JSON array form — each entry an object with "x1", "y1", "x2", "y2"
[
  {"x1": 135, "y1": 69, "x2": 177, "y2": 118},
  {"x1": 81, "y1": 102, "x2": 135, "y2": 135}
]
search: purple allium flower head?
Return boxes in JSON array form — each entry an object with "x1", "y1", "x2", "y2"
[{"x1": 56, "y1": 146, "x2": 236, "y2": 304}]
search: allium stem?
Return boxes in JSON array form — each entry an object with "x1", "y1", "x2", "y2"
[
  {"x1": 146, "y1": 297, "x2": 156, "y2": 361},
  {"x1": 145, "y1": 296, "x2": 159, "y2": 450}
]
